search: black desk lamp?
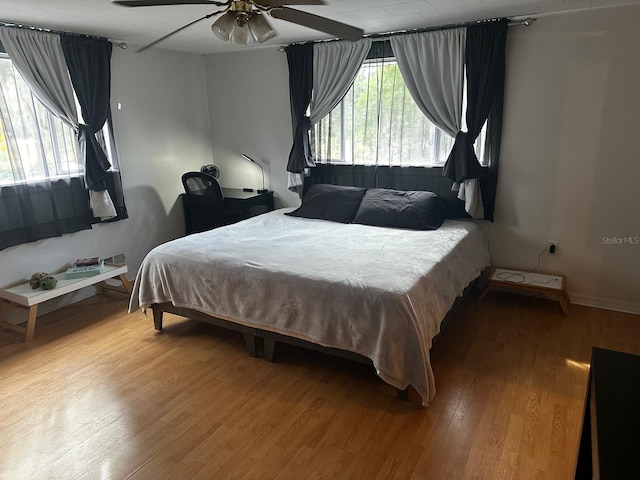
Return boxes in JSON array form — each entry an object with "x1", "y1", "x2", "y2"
[{"x1": 242, "y1": 154, "x2": 269, "y2": 194}]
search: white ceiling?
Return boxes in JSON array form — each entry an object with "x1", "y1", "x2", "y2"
[{"x1": 0, "y1": 0, "x2": 638, "y2": 54}]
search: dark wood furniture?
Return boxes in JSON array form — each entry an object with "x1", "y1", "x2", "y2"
[
  {"x1": 180, "y1": 188, "x2": 274, "y2": 234},
  {"x1": 221, "y1": 188, "x2": 274, "y2": 218},
  {"x1": 575, "y1": 347, "x2": 640, "y2": 479},
  {"x1": 182, "y1": 172, "x2": 227, "y2": 234}
]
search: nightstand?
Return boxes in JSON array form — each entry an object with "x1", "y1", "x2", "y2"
[
  {"x1": 180, "y1": 189, "x2": 274, "y2": 234},
  {"x1": 479, "y1": 267, "x2": 570, "y2": 315}
]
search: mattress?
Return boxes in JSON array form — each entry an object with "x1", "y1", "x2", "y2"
[{"x1": 130, "y1": 208, "x2": 490, "y2": 406}]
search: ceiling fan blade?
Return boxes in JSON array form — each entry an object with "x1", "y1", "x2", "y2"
[
  {"x1": 254, "y1": 0, "x2": 324, "y2": 6},
  {"x1": 136, "y1": 10, "x2": 223, "y2": 52},
  {"x1": 269, "y1": 7, "x2": 363, "y2": 41},
  {"x1": 113, "y1": 0, "x2": 228, "y2": 7}
]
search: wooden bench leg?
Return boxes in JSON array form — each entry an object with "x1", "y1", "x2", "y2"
[
  {"x1": 119, "y1": 274, "x2": 133, "y2": 295},
  {"x1": 478, "y1": 285, "x2": 492, "y2": 301},
  {"x1": 0, "y1": 301, "x2": 36, "y2": 341},
  {"x1": 559, "y1": 291, "x2": 570, "y2": 316},
  {"x1": 100, "y1": 274, "x2": 133, "y2": 296},
  {"x1": 25, "y1": 305, "x2": 38, "y2": 342}
]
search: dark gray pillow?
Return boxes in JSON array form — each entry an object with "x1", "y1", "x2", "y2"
[
  {"x1": 352, "y1": 188, "x2": 444, "y2": 230},
  {"x1": 286, "y1": 184, "x2": 367, "y2": 223}
]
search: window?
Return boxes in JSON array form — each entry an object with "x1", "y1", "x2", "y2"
[
  {"x1": 0, "y1": 54, "x2": 82, "y2": 185},
  {"x1": 313, "y1": 55, "x2": 486, "y2": 167},
  {"x1": 0, "y1": 54, "x2": 118, "y2": 186}
]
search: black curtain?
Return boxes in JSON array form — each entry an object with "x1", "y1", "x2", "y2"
[
  {"x1": 443, "y1": 20, "x2": 508, "y2": 221},
  {"x1": 95, "y1": 110, "x2": 128, "y2": 222},
  {"x1": 285, "y1": 43, "x2": 314, "y2": 173},
  {"x1": 0, "y1": 178, "x2": 93, "y2": 252},
  {"x1": 61, "y1": 35, "x2": 127, "y2": 222},
  {"x1": 480, "y1": 36, "x2": 507, "y2": 223},
  {"x1": 60, "y1": 36, "x2": 112, "y2": 191}
]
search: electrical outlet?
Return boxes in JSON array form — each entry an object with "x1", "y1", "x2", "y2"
[{"x1": 549, "y1": 241, "x2": 558, "y2": 254}]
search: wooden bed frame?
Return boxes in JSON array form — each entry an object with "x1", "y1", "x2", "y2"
[
  {"x1": 149, "y1": 279, "x2": 480, "y2": 401},
  {"x1": 146, "y1": 173, "x2": 483, "y2": 402}
]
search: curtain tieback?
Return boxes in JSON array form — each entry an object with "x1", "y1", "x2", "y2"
[
  {"x1": 443, "y1": 131, "x2": 483, "y2": 183},
  {"x1": 78, "y1": 124, "x2": 112, "y2": 190},
  {"x1": 300, "y1": 115, "x2": 311, "y2": 132},
  {"x1": 454, "y1": 130, "x2": 472, "y2": 145},
  {"x1": 298, "y1": 115, "x2": 315, "y2": 169}
]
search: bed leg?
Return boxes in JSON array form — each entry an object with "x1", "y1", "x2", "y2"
[
  {"x1": 243, "y1": 333, "x2": 258, "y2": 358},
  {"x1": 264, "y1": 337, "x2": 276, "y2": 362},
  {"x1": 152, "y1": 308, "x2": 163, "y2": 331},
  {"x1": 396, "y1": 387, "x2": 409, "y2": 401}
]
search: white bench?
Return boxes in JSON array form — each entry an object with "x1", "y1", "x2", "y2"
[
  {"x1": 0, "y1": 263, "x2": 132, "y2": 342},
  {"x1": 479, "y1": 267, "x2": 570, "y2": 316}
]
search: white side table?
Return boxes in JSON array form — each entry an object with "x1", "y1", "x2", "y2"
[
  {"x1": 479, "y1": 267, "x2": 570, "y2": 316},
  {"x1": 0, "y1": 263, "x2": 132, "y2": 342}
]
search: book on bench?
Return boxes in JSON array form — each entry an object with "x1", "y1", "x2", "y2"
[{"x1": 65, "y1": 260, "x2": 105, "y2": 279}]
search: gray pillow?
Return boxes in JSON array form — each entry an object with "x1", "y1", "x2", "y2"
[
  {"x1": 352, "y1": 188, "x2": 444, "y2": 230},
  {"x1": 286, "y1": 184, "x2": 367, "y2": 223}
]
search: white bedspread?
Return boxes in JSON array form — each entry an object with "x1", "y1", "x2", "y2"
[{"x1": 130, "y1": 208, "x2": 490, "y2": 406}]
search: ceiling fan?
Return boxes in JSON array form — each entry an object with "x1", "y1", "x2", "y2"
[{"x1": 113, "y1": 0, "x2": 364, "y2": 52}]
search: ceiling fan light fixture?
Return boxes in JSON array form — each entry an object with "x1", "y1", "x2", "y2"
[
  {"x1": 248, "y1": 13, "x2": 275, "y2": 43},
  {"x1": 116, "y1": 0, "x2": 365, "y2": 52},
  {"x1": 211, "y1": 11, "x2": 236, "y2": 41},
  {"x1": 230, "y1": 22, "x2": 252, "y2": 45}
]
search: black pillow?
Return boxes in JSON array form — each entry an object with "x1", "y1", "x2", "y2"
[
  {"x1": 286, "y1": 184, "x2": 367, "y2": 223},
  {"x1": 351, "y1": 188, "x2": 444, "y2": 230}
]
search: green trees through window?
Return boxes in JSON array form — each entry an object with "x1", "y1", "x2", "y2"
[{"x1": 313, "y1": 58, "x2": 485, "y2": 167}]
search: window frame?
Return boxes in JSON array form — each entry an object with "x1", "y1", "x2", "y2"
[
  {"x1": 0, "y1": 52, "x2": 119, "y2": 187},
  {"x1": 311, "y1": 40, "x2": 487, "y2": 169}
]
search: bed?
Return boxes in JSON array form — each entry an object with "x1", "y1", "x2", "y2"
[{"x1": 130, "y1": 187, "x2": 490, "y2": 407}]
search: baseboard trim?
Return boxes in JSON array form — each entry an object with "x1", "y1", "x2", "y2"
[{"x1": 570, "y1": 294, "x2": 640, "y2": 316}]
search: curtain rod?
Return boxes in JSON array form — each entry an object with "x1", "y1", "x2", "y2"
[
  {"x1": 0, "y1": 21, "x2": 128, "y2": 49},
  {"x1": 278, "y1": 16, "x2": 536, "y2": 51}
]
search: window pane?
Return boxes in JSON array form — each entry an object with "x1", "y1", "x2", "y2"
[
  {"x1": 313, "y1": 56, "x2": 487, "y2": 167},
  {"x1": 0, "y1": 55, "x2": 81, "y2": 185}
]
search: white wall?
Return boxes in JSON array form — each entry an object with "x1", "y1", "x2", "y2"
[
  {"x1": 488, "y1": 5, "x2": 640, "y2": 314},
  {"x1": 109, "y1": 47, "x2": 214, "y2": 270},
  {"x1": 204, "y1": 5, "x2": 640, "y2": 314},
  {"x1": 204, "y1": 48, "x2": 300, "y2": 208},
  {"x1": 0, "y1": 47, "x2": 213, "y2": 312}
]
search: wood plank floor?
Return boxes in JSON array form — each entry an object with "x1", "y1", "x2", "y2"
[{"x1": 1, "y1": 291, "x2": 638, "y2": 480}]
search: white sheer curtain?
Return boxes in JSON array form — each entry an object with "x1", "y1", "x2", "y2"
[
  {"x1": 391, "y1": 29, "x2": 484, "y2": 218},
  {"x1": 287, "y1": 39, "x2": 371, "y2": 192}
]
